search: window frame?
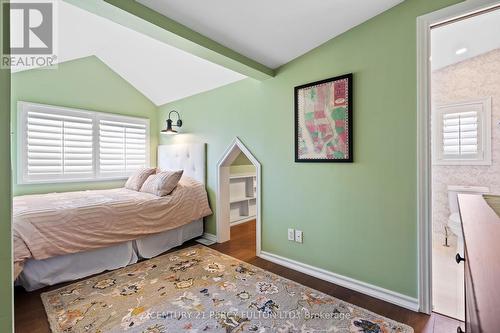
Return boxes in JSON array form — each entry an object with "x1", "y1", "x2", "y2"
[
  {"x1": 17, "y1": 101, "x2": 150, "y2": 184},
  {"x1": 432, "y1": 97, "x2": 491, "y2": 166}
]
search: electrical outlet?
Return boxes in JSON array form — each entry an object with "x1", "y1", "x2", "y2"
[
  {"x1": 287, "y1": 228, "x2": 295, "y2": 241},
  {"x1": 295, "y1": 230, "x2": 303, "y2": 243}
]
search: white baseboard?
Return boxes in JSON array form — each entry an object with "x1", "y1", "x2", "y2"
[
  {"x1": 230, "y1": 217, "x2": 255, "y2": 227},
  {"x1": 259, "y1": 251, "x2": 419, "y2": 312},
  {"x1": 202, "y1": 232, "x2": 217, "y2": 242}
]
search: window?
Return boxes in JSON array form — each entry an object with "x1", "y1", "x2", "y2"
[
  {"x1": 18, "y1": 102, "x2": 150, "y2": 184},
  {"x1": 98, "y1": 116, "x2": 149, "y2": 178},
  {"x1": 432, "y1": 97, "x2": 491, "y2": 165}
]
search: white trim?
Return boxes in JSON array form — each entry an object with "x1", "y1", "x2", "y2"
[
  {"x1": 216, "y1": 137, "x2": 262, "y2": 256},
  {"x1": 416, "y1": 0, "x2": 500, "y2": 314},
  {"x1": 202, "y1": 232, "x2": 217, "y2": 243},
  {"x1": 259, "y1": 251, "x2": 419, "y2": 312},
  {"x1": 230, "y1": 216, "x2": 255, "y2": 226}
]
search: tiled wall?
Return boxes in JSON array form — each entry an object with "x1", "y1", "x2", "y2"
[{"x1": 432, "y1": 49, "x2": 500, "y2": 237}]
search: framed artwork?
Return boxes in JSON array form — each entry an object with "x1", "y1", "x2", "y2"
[{"x1": 294, "y1": 73, "x2": 353, "y2": 162}]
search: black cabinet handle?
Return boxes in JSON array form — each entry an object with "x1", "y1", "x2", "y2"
[
  {"x1": 456, "y1": 253, "x2": 465, "y2": 264},
  {"x1": 457, "y1": 326, "x2": 464, "y2": 333}
]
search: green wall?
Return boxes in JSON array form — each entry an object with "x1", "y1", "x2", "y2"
[
  {"x1": 0, "y1": 1, "x2": 465, "y2": 328},
  {"x1": 0, "y1": 1, "x2": 12, "y2": 330},
  {"x1": 11, "y1": 56, "x2": 158, "y2": 196},
  {"x1": 232, "y1": 152, "x2": 252, "y2": 166},
  {"x1": 159, "y1": 0, "x2": 460, "y2": 298},
  {"x1": 230, "y1": 164, "x2": 256, "y2": 175},
  {"x1": 230, "y1": 152, "x2": 255, "y2": 174}
]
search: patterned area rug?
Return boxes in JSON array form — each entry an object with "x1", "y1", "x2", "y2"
[{"x1": 41, "y1": 245, "x2": 413, "y2": 332}]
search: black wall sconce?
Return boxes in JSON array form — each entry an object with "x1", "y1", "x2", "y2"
[{"x1": 161, "y1": 110, "x2": 183, "y2": 135}]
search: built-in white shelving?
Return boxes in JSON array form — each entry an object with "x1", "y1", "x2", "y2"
[{"x1": 229, "y1": 172, "x2": 256, "y2": 225}]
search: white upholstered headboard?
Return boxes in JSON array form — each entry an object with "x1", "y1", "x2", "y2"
[{"x1": 157, "y1": 143, "x2": 206, "y2": 184}]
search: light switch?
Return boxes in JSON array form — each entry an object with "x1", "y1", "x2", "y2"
[{"x1": 295, "y1": 230, "x2": 303, "y2": 243}]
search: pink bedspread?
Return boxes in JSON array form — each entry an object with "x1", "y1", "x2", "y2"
[{"x1": 13, "y1": 176, "x2": 212, "y2": 278}]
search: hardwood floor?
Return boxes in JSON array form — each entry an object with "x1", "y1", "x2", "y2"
[{"x1": 15, "y1": 220, "x2": 463, "y2": 332}]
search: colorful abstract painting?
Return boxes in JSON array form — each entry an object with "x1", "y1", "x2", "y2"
[{"x1": 295, "y1": 74, "x2": 353, "y2": 162}]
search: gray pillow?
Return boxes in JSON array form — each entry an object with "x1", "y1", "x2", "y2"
[{"x1": 140, "y1": 170, "x2": 184, "y2": 196}]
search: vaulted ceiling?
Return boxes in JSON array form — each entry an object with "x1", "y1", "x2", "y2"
[
  {"x1": 12, "y1": 0, "x2": 407, "y2": 105},
  {"x1": 11, "y1": 1, "x2": 246, "y2": 106},
  {"x1": 137, "y1": 0, "x2": 404, "y2": 69}
]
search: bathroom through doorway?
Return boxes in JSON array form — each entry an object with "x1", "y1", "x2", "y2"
[{"x1": 429, "y1": 6, "x2": 499, "y2": 323}]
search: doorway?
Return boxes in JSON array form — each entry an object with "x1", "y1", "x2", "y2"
[
  {"x1": 216, "y1": 138, "x2": 261, "y2": 255},
  {"x1": 430, "y1": 8, "x2": 499, "y2": 320},
  {"x1": 417, "y1": 0, "x2": 500, "y2": 321}
]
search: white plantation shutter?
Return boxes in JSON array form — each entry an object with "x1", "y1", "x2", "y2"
[
  {"x1": 99, "y1": 118, "x2": 148, "y2": 177},
  {"x1": 23, "y1": 109, "x2": 94, "y2": 182},
  {"x1": 442, "y1": 111, "x2": 479, "y2": 159},
  {"x1": 433, "y1": 98, "x2": 491, "y2": 166},
  {"x1": 18, "y1": 102, "x2": 150, "y2": 184}
]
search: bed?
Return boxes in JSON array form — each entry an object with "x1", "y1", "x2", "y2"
[{"x1": 15, "y1": 143, "x2": 211, "y2": 291}]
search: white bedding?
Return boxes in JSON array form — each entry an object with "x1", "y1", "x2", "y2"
[
  {"x1": 15, "y1": 143, "x2": 210, "y2": 290},
  {"x1": 14, "y1": 176, "x2": 212, "y2": 278},
  {"x1": 17, "y1": 220, "x2": 203, "y2": 291}
]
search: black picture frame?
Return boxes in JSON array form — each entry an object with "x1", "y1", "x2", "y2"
[{"x1": 294, "y1": 73, "x2": 353, "y2": 163}]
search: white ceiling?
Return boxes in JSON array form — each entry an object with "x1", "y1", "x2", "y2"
[
  {"x1": 431, "y1": 9, "x2": 500, "y2": 70},
  {"x1": 137, "y1": 0, "x2": 404, "y2": 69},
  {"x1": 11, "y1": 1, "x2": 246, "y2": 106}
]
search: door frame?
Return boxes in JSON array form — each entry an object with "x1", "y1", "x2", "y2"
[
  {"x1": 416, "y1": 0, "x2": 500, "y2": 314},
  {"x1": 216, "y1": 137, "x2": 262, "y2": 255}
]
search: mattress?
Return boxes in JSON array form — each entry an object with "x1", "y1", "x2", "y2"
[{"x1": 13, "y1": 176, "x2": 212, "y2": 278}]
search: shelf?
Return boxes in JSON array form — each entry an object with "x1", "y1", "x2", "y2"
[
  {"x1": 230, "y1": 196, "x2": 255, "y2": 204},
  {"x1": 229, "y1": 172, "x2": 256, "y2": 179},
  {"x1": 229, "y1": 172, "x2": 256, "y2": 225}
]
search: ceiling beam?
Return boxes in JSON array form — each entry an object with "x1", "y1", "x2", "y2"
[{"x1": 64, "y1": 0, "x2": 274, "y2": 80}]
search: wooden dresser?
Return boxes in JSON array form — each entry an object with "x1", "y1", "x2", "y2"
[{"x1": 458, "y1": 194, "x2": 500, "y2": 333}]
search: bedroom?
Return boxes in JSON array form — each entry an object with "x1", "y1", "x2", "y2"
[{"x1": 2, "y1": 0, "x2": 500, "y2": 332}]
